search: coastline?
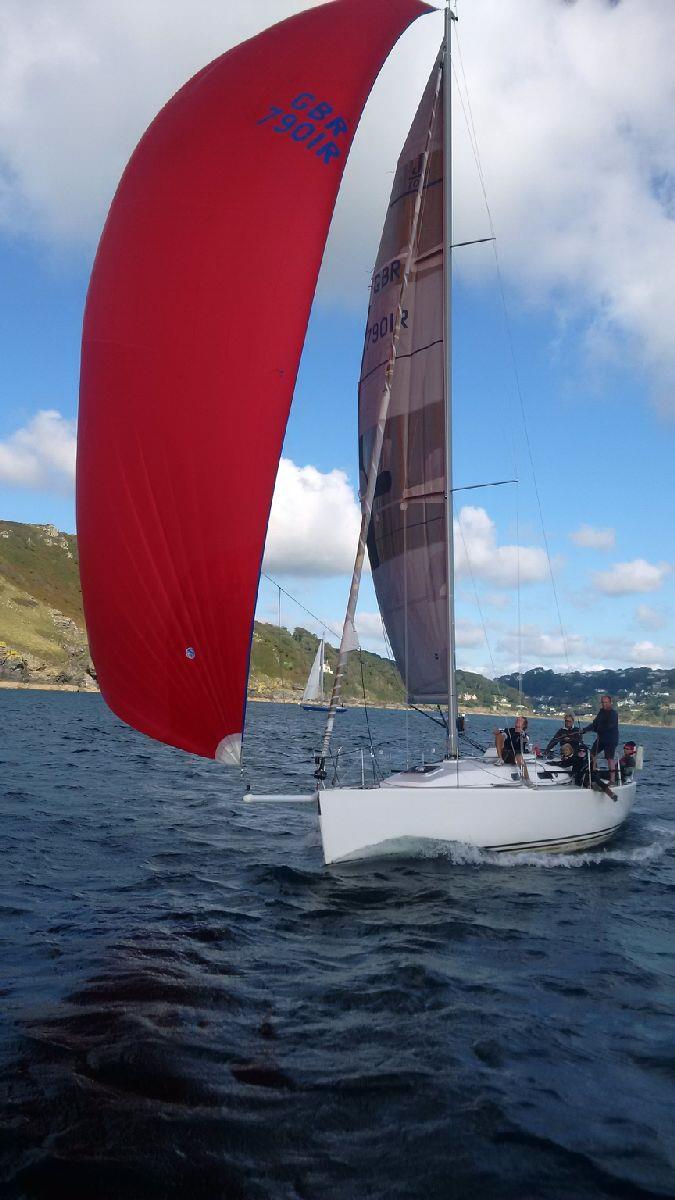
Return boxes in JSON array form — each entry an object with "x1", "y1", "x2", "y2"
[
  {"x1": 0, "y1": 680, "x2": 671, "y2": 729},
  {"x1": 0, "y1": 680, "x2": 96, "y2": 693}
]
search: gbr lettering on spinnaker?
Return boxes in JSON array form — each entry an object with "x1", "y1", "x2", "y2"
[{"x1": 76, "y1": 0, "x2": 432, "y2": 765}]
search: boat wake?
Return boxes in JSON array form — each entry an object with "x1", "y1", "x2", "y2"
[{"x1": 340, "y1": 823, "x2": 672, "y2": 869}]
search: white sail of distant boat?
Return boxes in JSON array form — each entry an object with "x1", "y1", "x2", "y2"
[
  {"x1": 302, "y1": 641, "x2": 325, "y2": 704},
  {"x1": 302, "y1": 640, "x2": 345, "y2": 714}
]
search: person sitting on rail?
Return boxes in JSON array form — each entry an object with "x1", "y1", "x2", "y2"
[
  {"x1": 554, "y1": 742, "x2": 577, "y2": 770},
  {"x1": 619, "y1": 741, "x2": 637, "y2": 783},
  {"x1": 570, "y1": 745, "x2": 617, "y2": 801},
  {"x1": 495, "y1": 716, "x2": 530, "y2": 780},
  {"x1": 545, "y1": 712, "x2": 583, "y2": 759},
  {"x1": 582, "y1": 694, "x2": 619, "y2": 785}
]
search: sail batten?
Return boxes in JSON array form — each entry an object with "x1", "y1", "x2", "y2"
[{"x1": 77, "y1": 0, "x2": 431, "y2": 763}]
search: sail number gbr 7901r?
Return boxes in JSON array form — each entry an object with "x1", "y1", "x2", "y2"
[
  {"x1": 257, "y1": 93, "x2": 349, "y2": 166},
  {"x1": 365, "y1": 308, "x2": 409, "y2": 346}
]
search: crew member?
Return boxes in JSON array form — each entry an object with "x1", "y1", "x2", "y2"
[
  {"x1": 582, "y1": 694, "x2": 619, "y2": 785},
  {"x1": 545, "y1": 712, "x2": 583, "y2": 758},
  {"x1": 495, "y1": 716, "x2": 530, "y2": 780},
  {"x1": 619, "y1": 741, "x2": 637, "y2": 783},
  {"x1": 571, "y1": 746, "x2": 617, "y2": 801}
]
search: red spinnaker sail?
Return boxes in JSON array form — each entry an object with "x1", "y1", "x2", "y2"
[{"x1": 77, "y1": 0, "x2": 430, "y2": 764}]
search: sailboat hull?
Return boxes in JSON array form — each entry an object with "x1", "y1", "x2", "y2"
[
  {"x1": 302, "y1": 704, "x2": 346, "y2": 713},
  {"x1": 318, "y1": 759, "x2": 637, "y2": 864}
]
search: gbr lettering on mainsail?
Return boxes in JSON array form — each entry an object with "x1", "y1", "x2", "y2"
[{"x1": 76, "y1": 0, "x2": 432, "y2": 765}]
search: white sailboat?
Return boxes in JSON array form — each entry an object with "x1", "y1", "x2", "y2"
[
  {"x1": 302, "y1": 640, "x2": 345, "y2": 713},
  {"x1": 249, "y1": 6, "x2": 639, "y2": 863},
  {"x1": 77, "y1": 0, "x2": 639, "y2": 867}
]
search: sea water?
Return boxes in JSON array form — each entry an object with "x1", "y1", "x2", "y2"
[{"x1": 1, "y1": 692, "x2": 674, "y2": 1199}]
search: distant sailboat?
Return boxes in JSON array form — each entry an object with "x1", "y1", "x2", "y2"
[{"x1": 302, "y1": 640, "x2": 345, "y2": 713}]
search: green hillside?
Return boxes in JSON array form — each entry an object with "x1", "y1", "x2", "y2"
[
  {"x1": 0, "y1": 521, "x2": 92, "y2": 686},
  {"x1": 0, "y1": 518, "x2": 522, "y2": 709},
  {"x1": 499, "y1": 666, "x2": 675, "y2": 726},
  {"x1": 3, "y1": 517, "x2": 669, "y2": 723}
]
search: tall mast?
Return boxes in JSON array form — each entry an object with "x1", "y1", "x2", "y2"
[{"x1": 444, "y1": 6, "x2": 459, "y2": 757}]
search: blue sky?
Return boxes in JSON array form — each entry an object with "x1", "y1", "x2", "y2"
[{"x1": 0, "y1": 0, "x2": 673, "y2": 676}]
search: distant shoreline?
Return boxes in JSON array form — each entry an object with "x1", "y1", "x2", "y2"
[
  {"x1": 0, "y1": 680, "x2": 95, "y2": 693},
  {"x1": 1, "y1": 679, "x2": 671, "y2": 729}
]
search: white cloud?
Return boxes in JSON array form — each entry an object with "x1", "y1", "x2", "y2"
[
  {"x1": 451, "y1": 0, "x2": 675, "y2": 411},
  {"x1": 635, "y1": 604, "x2": 668, "y2": 631},
  {"x1": 570, "y1": 524, "x2": 615, "y2": 551},
  {"x1": 593, "y1": 558, "x2": 671, "y2": 596},
  {"x1": 455, "y1": 619, "x2": 485, "y2": 649},
  {"x1": 0, "y1": 2, "x2": 673, "y2": 406},
  {"x1": 497, "y1": 624, "x2": 586, "y2": 663},
  {"x1": 354, "y1": 611, "x2": 485, "y2": 654},
  {"x1": 628, "y1": 640, "x2": 666, "y2": 666},
  {"x1": 263, "y1": 457, "x2": 361, "y2": 578},
  {"x1": 355, "y1": 610, "x2": 388, "y2": 654},
  {"x1": 0, "y1": 2, "x2": 318, "y2": 242},
  {"x1": 454, "y1": 505, "x2": 549, "y2": 588},
  {"x1": 0, "y1": 409, "x2": 76, "y2": 492},
  {"x1": 483, "y1": 591, "x2": 512, "y2": 610}
]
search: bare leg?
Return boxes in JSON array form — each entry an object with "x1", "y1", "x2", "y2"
[
  {"x1": 495, "y1": 731, "x2": 505, "y2": 761},
  {"x1": 515, "y1": 753, "x2": 530, "y2": 782},
  {"x1": 606, "y1": 754, "x2": 616, "y2": 785}
]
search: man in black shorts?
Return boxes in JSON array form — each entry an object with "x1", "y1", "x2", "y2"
[
  {"x1": 495, "y1": 716, "x2": 530, "y2": 780},
  {"x1": 582, "y1": 694, "x2": 619, "y2": 785}
]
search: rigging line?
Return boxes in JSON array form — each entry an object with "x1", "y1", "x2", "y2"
[
  {"x1": 452, "y1": 478, "x2": 517, "y2": 492},
  {"x1": 516, "y1": 480, "x2": 522, "y2": 705},
  {"x1": 276, "y1": 583, "x2": 287, "y2": 705},
  {"x1": 451, "y1": 236, "x2": 495, "y2": 248},
  {"x1": 409, "y1": 703, "x2": 448, "y2": 731},
  {"x1": 261, "y1": 571, "x2": 341, "y2": 642},
  {"x1": 450, "y1": 34, "x2": 571, "y2": 670},
  {"x1": 358, "y1": 649, "x2": 381, "y2": 782},
  {"x1": 453, "y1": 497, "x2": 497, "y2": 677},
  {"x1": 379, "y1": 612, "x2": 412, "y2": 767}
]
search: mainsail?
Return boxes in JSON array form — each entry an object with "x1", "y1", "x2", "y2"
[
  {"x1": 77, "y1": 0, "x2": 430, "y2": 765},
  {"x1": 358, "y1": 62, "x2": 448, "y2": 703}
]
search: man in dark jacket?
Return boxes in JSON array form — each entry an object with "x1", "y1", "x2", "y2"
[
  {"x1": 582, "y1": 694, "x2": 619, "y2": 784},
  {"x1": 545, "y1": 712, "x2": 583, "y2": 758}
]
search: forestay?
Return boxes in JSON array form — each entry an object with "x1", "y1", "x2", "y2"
[{"x1": 358, "y1": 64, "x2": 448, "y2": 703}]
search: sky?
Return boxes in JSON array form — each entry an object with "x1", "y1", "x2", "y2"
[{"x1": 0, "y1": 0, "x2": 673, "y2": 677}]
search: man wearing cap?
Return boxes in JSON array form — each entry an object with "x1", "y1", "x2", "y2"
[
  {"x1": 544, "y1": 712, "x2": 583, "y2": 759},
  {"x1": 619, "y1": 741, "x2": 637, "y2": 783},
  {"x1": 582, "y1": 694, "x2": 619, "y2": 785}
]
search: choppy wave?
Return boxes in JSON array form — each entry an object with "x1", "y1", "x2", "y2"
[{"x1": 1, "y1": 693, "x2": 674, "y2": 1200}]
